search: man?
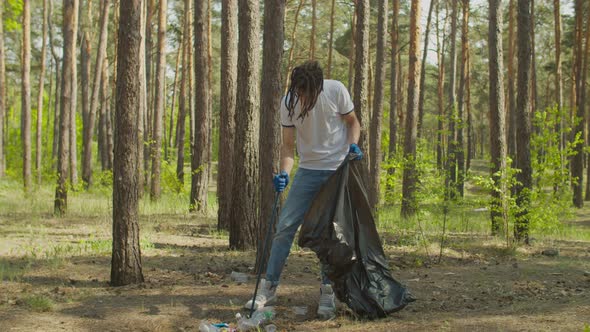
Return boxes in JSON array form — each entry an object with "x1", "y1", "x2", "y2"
[{"x1": 244, "y1": 61, "x2": 362, "y2": 320}]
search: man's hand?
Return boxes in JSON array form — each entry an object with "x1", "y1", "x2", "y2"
[
  {"x1": 349, "y1": 143, "x2": 363, "y2": 160},
  {"x1": 273, "y1": 171, "x2": 289, "y2": 192}
]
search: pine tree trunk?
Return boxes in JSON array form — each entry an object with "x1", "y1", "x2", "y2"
[
  {"x1": 388, "y1": 0, "x2": 399, "y2": 183},
  {"x1": 583, "y1": 13, "x2": 590, "y2": 200},
  {"x1": 36, "y1": 0, "x2": 49, "y2": 184},
  {"x1": 217, "y1": 0, "x2": 237, "y2": 230},
  {"x1": 176, "y1": 0, "x2": 190, "y2": 187},
  {"x1": 445, "y1": 0, "x2": 459, "y2": 200},
  {"x1": 572, "y1": 0, "x2": 584, "y2": 208},
  {"x1": 400, "y1": 0, "x2": 422, "y2": 218},
  {"x1": 137, "y1": 0, "x2": 146, "y2": 196},
  {"x1": 0, "y1": 0, "x2": 5, "y2": 177},
  {"x1": 55, "y1": 0, "x2": 79, "y2": 216},
  {"x1": 167, "y1": 43, "x2": 182, "y2": 160},
  {"x1": 353, "y1": 0, "x2": 370, "y2": 183},
  {"x1": 326, "y1": 0, "x2": 336, "y2": 78},
  {"x1": 257, "y1": 0, "x2": 285, "y2": 272},
  {"x1": 111, "y1": 0, "x2": 144, "y2": 287},
  {"x1": 368, "y1": 0, "x2": 387, "y2": 211},
  {"x1": 48, "y1": 0, "x2": 60, "y2": 162},
  {"x1": 417, "y1": 0, "x2": 436, "y2": 135},
  {"x1": 515, "y1": 0, "x2": 533, "y2": 243},
  {"x1": 69, "y1": 9, "x2": 79, "y2": 188},
  {"x1": 99, "y1": 58, "x2": 109, "y2": 170},
  {"x1": 229, "y1": 0, "x2": 260, "y2": 250},
  {"x1": 81, "y1": 34, "x2": 91, "y2": 176},
  {"x1": 309, "y1": 0, "x2": 316, "y2": 60},
  {"x1": 284, "y1": 0, "x2": 305, "y2": 93},
  {"x1": 22, "y1": 0, "x2": 32, "y2": 192},
  {"x1": 455, "y1": 0, "x2": 469, "y2": 197},
  {"x1": 553, "y1": 0, "x2": 563, "y2": 155},
  {"x1": 191, "y1": 0, "x2": 210, "y2": 213},
  {"x1": 348, "y1": 9, "x2": 356, "y2": 94},
  {"x1": 436, "y1": 0, "x2": 447, "y2": 170},
  {"x1": 150, "y1": 0, "x2": 167, "y2": 201},
  {"x1": 507, "y1": 0, "x2": 517, "y2": 163},
  {"x1": 488, "y1": 0, "x2": 507, "y2": 237},
  {"x1": 82, "y1": 0, "x2": 110, "y2": 188}
]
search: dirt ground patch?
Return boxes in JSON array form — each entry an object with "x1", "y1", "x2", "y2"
[{"x1": 0, "y1": 209, "x2": 589, "y2": 332}]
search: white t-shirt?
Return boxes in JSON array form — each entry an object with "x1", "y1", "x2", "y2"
[{"x1": 280, "y1": 80, "x2": 354, "y2": 171}]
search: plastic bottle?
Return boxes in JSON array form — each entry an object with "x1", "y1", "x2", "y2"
[
  {"x1": 236, "y1": 307, "x2": 276, "y2": 331},
  {"x1": 199, "y1": 320, "x2": 220, "y2": 332}
]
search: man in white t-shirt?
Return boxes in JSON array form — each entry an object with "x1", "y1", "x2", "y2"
[{"x1": 244, "y1": 61, "x2": 362, "y2": 320}]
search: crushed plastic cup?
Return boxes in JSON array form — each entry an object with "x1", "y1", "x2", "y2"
[
  {"x1": 199, "y1": 320, "x2": 220, "y2": 332},
  {"x1": 230, "y1": 271, "x2": 249, "y2": 283},
  {"x1": 236, "y1": 307, "x2": 275, "y2": 331},
  {"x1": 264, "y1": 324, "x2": 277, "y2": 332},
  {"x1": 292, "y1": 306, "x2": 308, "y2": 316}
]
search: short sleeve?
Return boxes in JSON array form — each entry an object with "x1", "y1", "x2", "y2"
[
  {"x1": 337, "y1": 82, "x2": 354, "y2": 115},
  {"x1": 280, "y1": 97, "x2": 294, "y2": 127}
]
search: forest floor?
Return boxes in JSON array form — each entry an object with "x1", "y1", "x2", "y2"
[{"x1": 0, "y1": 179, "x2": 589, "y2": 331}]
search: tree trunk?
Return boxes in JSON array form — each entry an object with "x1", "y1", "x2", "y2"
[
  {"x1": 69, "y1": 7, "x2": 79, "y2": 188},
  {"x1": 217, "y1": 0, "x2": 238, "y2": 230},
  {"x1": 229, "y1": 0, "x2": 260, "y2": 250},
  {"x1": 22, "y1": 0, "x2": 32, "y2": 192},
  {"x1": 257, "y1": 0, "x2": 285, "y2": 272},
  {"x1": 55, "y1": 0, "x2": 79, "y2": 216},
  {"x1": 583, "y1": 10, "x2": 590, "y2": 200},
  {"x1": 137, "y1": 0, "x2": 146, "y2": 196},
  {"x1": 530, "y1": 0, "x2": 538, "y2": 117},
  {"x1": 553, "y1": 0, "x2": 563, "y2": 156},
  {"x1": 48, "y1": 0, "x2": 60, "y2": 162},
  {"x1": 445, "y1": 0, "x2": 459, "y2": 200},
  {"x1": 572, "y1": 0, "x2": 584, "y2": 208},
  {"x1": 368, "y1": 0, "x2": 387, "y2": 211},
  {"x1": 348, "y1": 9, "x2": 356, "y2": 94},
  {"x1": 387, "y1": 0, "x2": 399, "y2": 186},
  {"x1": 82, "y1": 0, "x2": 110, "y2": 188},
  {"x1": 326, "y1": 0, "x2": 336, "y2": 78},
  {"x1": 167, "y1": 43, "x2": 182, "y2": 160},
  {"x1": 150, "y1": 0, "x2": 167, "y2": 201},
  {"x1": 191, "y1": 0, "x2": 210, "y2": 213},
  {"x1": 436, "y1": 0, "x2": 447, "y2": 170},
  {"x1": 176, "y1": 0, "x2": 191, "y2": 187},
  {"x1": 400, "y1": 0, "x2": 421, "y2": 218},
  {"x1": 309, "y1": 0, "x2": 316, "y2": 60},
  {"x1": 507, "y1": 0, "x2": 517, "y2": 163},
  {"x1": 99, "y1": 58, "x2": 110, "y2": 170},
  {"x1": 283, "y1": 0, "x2": 305, "y2": 93},
  {"x1": 466, "y1": 43, "x2": 473, "y2": 172},
  {"x1": 514, "y1": 0, "x2": 533, "y2": 243},
  {"x1": 417, "y1": 0, "x2": 436, "y2": 135},
  {"x1": 81, "y1": 33, "x2": 91, "y2": 176},
  {"x1": 455, "y1": 0, "x2": 469, "y2": 197},
  {"x1": 353, "y1": 0, "x2": 370, "y2": 183},
  {"x1": 36, "y1": 0, "x2": 49, "y2": 184},
  {"x1": 0, "y1": 0, "x2": 5, "y2": 177},
  {"x1": 111, "y1": 0, "x2": 144, "y2": 287},
  {"x1": 488, "y1": 0, "x2": 508, "y2": 237}
]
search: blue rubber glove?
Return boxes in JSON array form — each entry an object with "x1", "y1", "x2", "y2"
[
  {"x1": 273, "y1": 171, "x2": 289, "y2": 192},
  {"x1": 349, "y1": 143, "x2": 363, "y2": 160}
]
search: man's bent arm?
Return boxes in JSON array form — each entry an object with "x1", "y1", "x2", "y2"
[
  {"x1": 280, "y1": 127, "x2": 296, "y2": 174},
  {"x1": 342, "y1": 111, "x2": 361, "y2": 145}
]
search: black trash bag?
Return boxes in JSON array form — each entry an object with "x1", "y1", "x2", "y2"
[{"x1": 298, "y1": 158, "x2": 413, "y2": 319}]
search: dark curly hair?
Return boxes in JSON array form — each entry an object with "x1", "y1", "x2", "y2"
[{"x1": 285, "y1": 60, "x2": 324, "y2": 121}]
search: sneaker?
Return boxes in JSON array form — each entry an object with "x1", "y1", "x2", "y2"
[
  {"x1": 243, "y1": 279, "x2": 277, "y2": 310},
  {"x1": 317, "y1": 284, "x2": 336, "y2": 320}
]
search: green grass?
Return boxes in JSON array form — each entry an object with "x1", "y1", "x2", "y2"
[
  {"x1": 0, "y1": 261, "x2": 27, "y2": 282},
  {"x1": 23, "y1": 295, "x2": 54, "y2": 312}
]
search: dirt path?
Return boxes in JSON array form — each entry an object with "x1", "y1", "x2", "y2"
[{"x1": 1, "y1": 213, "x2": 589, "y2": 331}]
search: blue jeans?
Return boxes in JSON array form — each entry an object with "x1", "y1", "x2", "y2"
[{"x1": 266, "y1": 167, "x2": 335, "y2": 287}]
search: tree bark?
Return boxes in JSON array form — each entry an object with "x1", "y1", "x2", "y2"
[
  {"x1": 176, "y1": 0, "x2": 191, "y2": 187},
  {"x1": 553, "y1": 0, "x2": 563, "y2": 155},
  {"x1": 82, "y1": 0, "x2": 110, "y2": 188},
  {"x1": 572, "y1": 0, "x2": 584, "y2": 208},
  {"x1": 417, "y1": 0, "x2": 436, "y2": 135},
  {"x1": 111, "y1": 0, "x2": 144, "y2": 286},
  {"x1": 488, "y1": 0, "x2": 508, "y2": 237},
  {"x1": 191, "y1": 0, "x2": 210, "y2": 212},
  {"x1": 167, "y1": 42, "x2": 182, "y2": 160},
  {"x1": 445, "y1": 0, "x2": 459, "y2": 200},
  {"x1": 0, "y1": 0, "x2": 5, "y2": 177},
  {"x1": 400, "y1": 0, "x2": 422, "y2": 218},
  {"x1": 257, "y1": 0, "x2": 285, "y2": 272},
  {"x1": 217, "y1": 0, "x2": 238, "y2": 230},
  {"x1": 48, "y1": 0, "x2": 61, "y2": 162},
  {"x1": 55, "y1": 0, "x2": 79, "y2": 216},
  {"x1": 69, "y1": 7, "x2": 79, "y2": 188},
  {"x1": 368, "y1": 0, "x2": 387, "y2": 210},
  {"x1": 507, "y1": 0, "x2": 517, "y2": 163},
  {"x1": 229, "y1": 0, "x2": 260, "y2": 250},
  {"x1": 22, "y1": 0, "x2": 32, "y2": 192},
  {"x1": 387, "y1": 0, "x2": 399, "y2": 187},
  {"x1": 514, "y1": 0, "x2": 533, "y2": 243},
  {"x1": 150, "y1": 0, "x2": 167, "y2": 201},
  {"x1": 353, "y1": 0, "x2": 370, "y2": 183},
  {"x1": 99, "y1": 58, "x2": 110, "y2": 170},
  {"x1": 436, "y1": 0, "x2": 447, "y2": 170},
  {"x1": 326, "y1": 0, "x2": 336, "y2": 78},
  {"x1": 36, "y1": 0, "x2": 49, "y2": 184},
  {"x1": 455, "y1": 0, "x2": 469, "y2": 197},
  {"x1": 137, "y1": 0, "x2": 146, "y2": 196}
]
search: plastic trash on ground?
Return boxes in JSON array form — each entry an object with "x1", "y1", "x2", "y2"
[
  {"x1": 230, "y1": 271, "x2": 249, "y2": 283},
  {"x1": 236, "y1": 307, "x2": 275, "y2": 331},
  {"x1": 298, "y1": 157, "x2": 414, "y2": 319},
  {"x1": 199, "y1": 320, "x2": 220, "y2": 332}
]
